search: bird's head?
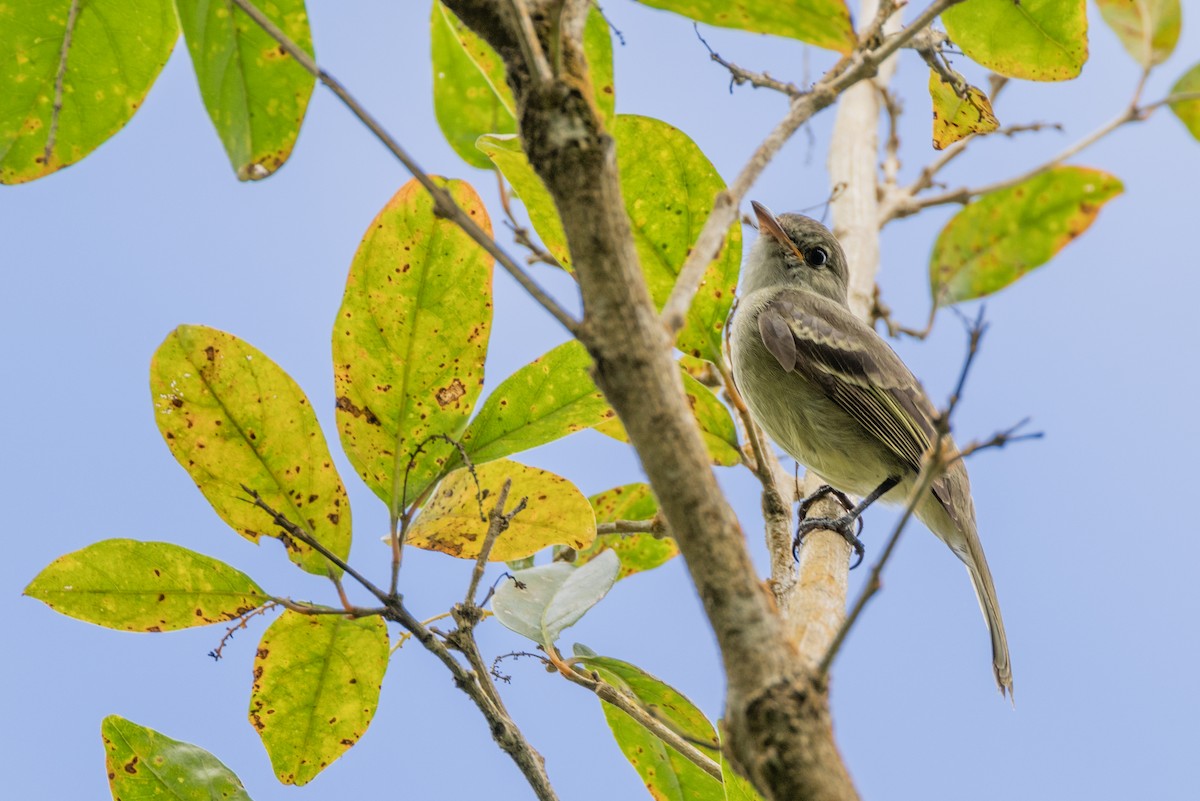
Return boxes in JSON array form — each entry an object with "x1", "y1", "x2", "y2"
[{"x1": 741, "y1": 201, "x2": 850, "y2": 305}]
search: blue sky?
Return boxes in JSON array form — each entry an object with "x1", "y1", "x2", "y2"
[{"x1": 4, "y1": 2, "x2": 1198, "y2": 799}]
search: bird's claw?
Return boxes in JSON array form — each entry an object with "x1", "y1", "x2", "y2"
[{"x1": 793, "y1": 485, "x2": 866, "y2": 569}]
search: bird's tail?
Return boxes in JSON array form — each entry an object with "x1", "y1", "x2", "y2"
[{"x1": 965, "y1": 555, "x2": 1013, "y2": 699}]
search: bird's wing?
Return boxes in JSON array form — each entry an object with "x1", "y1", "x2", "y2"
[{"x1": 758, "y1": 289, "x2": 938, "y2": 474}]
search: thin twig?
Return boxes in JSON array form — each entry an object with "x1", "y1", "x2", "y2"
[
  {"x1": 228, "y1": 0, "x2": 580, "y2": 335},
  {"x1": 550, "y1": 650, "x2": 722, "y2": 780},
  {"x1": 241, "y1": 485, "x2": 389, "y2": 602},
  {"x1": 391, "y1": 611, "x2": 456, "y2": 653},
  {"x1": 466, "y1": 478, "x2": 522, "y2": 604},
  {"x1": 660, "y1": 0, "x2": 969, "y2": 336},
  {"x1": 497, "y1": 174, "x2": 565, "y2": 268},
  {"x1": 595, "y1": 518, "x2": 666, "y2": 536},
  {"x1": 510, "y1": 0, "x2": 554, "y2": 83},
  {"x1": 694, "y1": 24, "x2": 802, "y2": 96},
  {"x1": 208, "y1": 602, "x2": 277, "y2": 660},
  {"x1": 43, "y1": 0, "x2": 81, "y2": 168}
]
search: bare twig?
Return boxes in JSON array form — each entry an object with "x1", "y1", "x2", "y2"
[
  {"x1": 228, "y1": 0, "x2": 580, "y2": 335},
  {"x1": 694, "y1": 24, "x2": 803, "y2": 96},
  {"x1": 466, "y1": 479, "x2": 525, "y2": 604},
  {"x1": 510, "y1": 0, "x2": 554, "y2": 83},
  {"x1": 43, "y1": 0, "x2": 81, "y2": 168},
  {"x1": 241, "y1": 485, "x2": 389, "y2": 602},
  {"x1": 871, "y1": 285, "x2": 935, "y2": 340},
  {"x1": 208, "y1": 602, "x2": 277, "y2": 660},
  {"x1": 661, "y1": 0, "x2": 969, "y2": 336},
  {"x1": 595, "y1": 517, "x2": 667, "y2": 536},
  {"x1": 391, "y1": 611, "x2": 455, "y2": 653}
]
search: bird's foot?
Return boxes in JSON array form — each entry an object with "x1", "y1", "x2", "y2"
[{"x1": 793, "y1": 485, "x2": 866, "y2": 569}]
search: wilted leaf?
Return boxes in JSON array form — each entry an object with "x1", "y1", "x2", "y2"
[
  {"x1": 457, "y1": 340, "x2": 612, "y2": 466},
  {"x1": 152, "y1": 325, "x2": 351, "y2": 577},
  {"x1": 250, "y1": 611, "x2": 389, "y2": 786},
  {"x1": 492, "y1": 550, "x2": 619, "y2": 646},
  {"x1": 478, "y1": 133, "x2": 571, "y2": 268},
  {"x1": 103, "y1": 716, "x2": 253, "y2": 801},
  {"x1": 333, "y1": 178, "x2": 493, "y2": 517},
  {"x1": 634, "y1": 0, "x2": 855, "y2": 54},
  {"x1": 615, "y1": 115, "x2": 741, "y2": 362},
  {"x1": 574, "y1": 646, "x2": 722, "y2": 801},
  {"x1": 0, "y1": 0, "x2": 177, "y2": 184},
  {"x1": 1168, "y1": 63, "x2": 1200, "y2": 141},
  {"x1": 1096, "y1": 0, "x2": 1180, "y2": 67},
  {"x1": 431, "y1": 1, "x2": 516, "y2": 169},
  {"x1": 930, "y1": 166, "x2": 1123, "y2": 305},
  {"x1": 577, "y1": 483, "x2": 678, "y2": 579},
  {"x1": 25, "y1": 540, "x2": 265, "y2": 632},
  {"x1": 406, "y1": 459, "x2": 596, "y2": 561},
  {"x1": 943, "y1": 0, "x2": 1088, "y2": 81},
  {"x1": 175, "y1": 0, "x2": 314, "y2": 180},
  {"x1": 929, "y1": 69, "x2": 999, "y2": 150},
  {"x1": 598, "y1": 368, "x2": 740, "y2": 466}
]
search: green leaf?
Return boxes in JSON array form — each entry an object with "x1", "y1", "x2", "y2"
[
  {"x1": 0, "y1": 0, "x2": 177, "y2": 184},
  {"x1": 250, "y1": 611, "x2": 389, "y2": 786},
  {"x1": 492, "y1": 549, "x2": 619, "y2": 646},
  {"x1": 406, "y1": 459, "x2": 596, "y2": 561},
  {"x1": 578, "y1": 483, "x2": 679, "y2": 579},
  {"x1": 615, "y1": 114, "x2": 741, "y2": 362},
  {"x1": 719, "y1": 731, "x2": 765, "y2": 801},
  {"x1": 1168, "y1": 63, "x2": 1200, "y2": 141},
  {"x1": 102, "y1": 716, "x2": 253, "y2": 801},
  {"x1": 573, "y1": 647, "x2": 723, "y2": 801},
  {"x1": 598, "y1": 368, "x2": 740, "y2": 466},
  {"x1": 943, "y1": 0, "x2": 1088, "y2": 81},
  {"x1": 151, "y1": 325, "x2": 351, "y2": 577},
  {"x1": 24, "y1": 540, "x2": 265, "y2": 632},
  {"x1": 930, "y1": 166, "x2": 1123, "y2": 305},
  {"x1": 333, "y1": 177, "x2": 494, "y2": 517},
  {"x1": 477, "y1": 133, "x2": 572, "y2": 268},
  {"x1": 457, "y1": 340, "x2": 612, "y2": 467},
  {"x1": 175, "y1": 0, "x2": 314, "y2": 180},
  {"x1": 1096, "y1": 0, "x2": 1180, "y2": 67},
  {"x1": 583, "y1": 4, "x2": 616, "y2": 127},
  {"x1": 431, "y1": 1, "x2": 516, "y2": 170},
  {"x1": 634, "y1": 0, "x2": 855, "y2": 54},
  {"x1": 929, "y1": 69, "x2": 998, "y2": 150}
]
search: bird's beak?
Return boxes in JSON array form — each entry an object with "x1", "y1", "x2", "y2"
[{"x1": 751, "y1": 201, "x2": 806, "y2": 263}]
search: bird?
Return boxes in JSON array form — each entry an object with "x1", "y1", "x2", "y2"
[{"x1": 728, "y1": 201, "x2": 1012, "y2": 696}]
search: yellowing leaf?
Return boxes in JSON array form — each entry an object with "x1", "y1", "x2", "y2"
[
  {"x1": 943, "y1": 0, "x2": 1088, "y2": 81},
  {"x1": 250, "y1": 612, "x2": 389, "y2": 786},
  {"x1": 103, "y1": 716, "x2": 252, "y2": 801},
  {"x1": 0, "y1": 0, "x2": 178, "y2": 184},
  {"x1": 929, "y1": 69, "x2": 999, "y2": 150},
  {"x1": 579, "y1": 484, "x2": 678, "y2": 579},
  {"x1": 175, "y1": 0, "x2": 315, "y2": 180},
  {"x1": 930, "y1": 166, "x2": 1123, "y2": 305},
  {"x1": 406, "y1": 459, "x2": 596, "y2": 561},
  {"x1": 478, "y1": 133, "x2": 571, "y2": 268},
  {"x1": 583, "y1": 5, "x2": 616, "y2": 126},
  {"x1": 25, "y1": 540, "x2": 266, "y2": 632},
  {"x1": 151, "y1": 325, "x2": 351, "y2": 577},
  {"x1": 1096, "y1": 0, "x2": 1180, "y2": 67},
  {"x1": 634, "y1": 0, "x2": 855, "y2": 54},
  {"x1": 1168, "y1": 63, "x2": 1200, "y2": 142},
  {"x1": 333, "y1": 178, "x2": 493, "y2": 517}
]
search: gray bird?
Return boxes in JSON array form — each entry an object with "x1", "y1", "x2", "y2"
[{"x1": 729, "y1": 202, "x2": 1012, "y2": 696}]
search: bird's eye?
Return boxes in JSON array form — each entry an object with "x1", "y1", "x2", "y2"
[{"x1": 807, "y1": 247, "x2": 829, "y2": 267}]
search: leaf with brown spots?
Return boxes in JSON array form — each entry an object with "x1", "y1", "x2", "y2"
[
  {"x1": 573, "y1": 646, "x2": 723, "y2": 801},
  {"x1": 0, "y1": 0, "x2": 178, "y2": 184},
  {"x1": 406, "y1": 459, "x2": 596, "y2": 561},
  {"x1": 174, "y1": 0, "x2": 315, "y2": 180},
  {"x1": 598, "y1": 366, "x2": 740, "y2": 466},
  {"x1": 333, "y1": 178, "x2": 493, "y2": 518},
  {"x1": 152, "y1": 325, "x2": 352, "y2": 576},
  {"x1": 250, "y1": 612, "x2": 389, "y2": 786},
  {"x1": 930, "y1": 166, "x2": 1123, "y2": 305},
  {"x1": 929, "y1": 69, "x2": 999, "y2": 150},
  {"x1": 25, "y1": 539, "x2": 266, "y2": 631},
  {"x1": 102, "y1": 715, "x2": 253, "y2": 800},
  {"x1": 575, "y1": 484, "x2": 679, "y2": 579},
  {"x1": 455, "y1": 340, "x2": 611, "y2": 468}
]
